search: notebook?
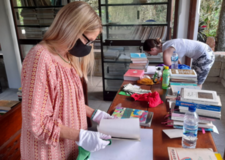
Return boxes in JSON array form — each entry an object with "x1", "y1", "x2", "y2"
[{"x1": 124, "y1": 69, "x2": 144, "y2": 81}]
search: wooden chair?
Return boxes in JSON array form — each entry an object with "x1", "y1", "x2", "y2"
[
  {"x1": 0, "y1": 78, "x2": 90, "y2": 159},
  {"x1": 206, "y1": 37, "x2": 215, "y2": 51}
]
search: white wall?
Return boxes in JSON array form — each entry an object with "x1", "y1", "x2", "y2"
[
  {"x1": 176, "y1": 0, "x2": 190, "y2": 64},
  {"x1": 193, "y1": 0, "x2": 201, "y2": 40},
  {"x1": 0, "y1": 0, "x2": 21, "y2": 88},
  {"x1": 176, "y1": 0, "x2": 201, "y2": 64}
]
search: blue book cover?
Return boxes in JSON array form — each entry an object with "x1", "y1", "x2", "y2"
[
  {"x1": 175, "y1": 100, "x2": 221, "y2": 112},
  {"x1": 170, "y1": 82, "x2": 197, "y2": 86},
  {"x1": 173, "y1": 125, "x2": 213, "y2": 132},
  {"x1": 130, "y1": 53, "x2": 147, "y2": 58}
]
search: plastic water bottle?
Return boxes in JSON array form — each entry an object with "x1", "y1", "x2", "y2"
[
  {"x1": 182, "y1": 106, "x2": 199, "y2": 148},
  {"x1": 162, "y1": 66, "x2": 170, "y2": 89},
  {"x1": 171, "y1": 51, "x2": 179, "y2": 69}
]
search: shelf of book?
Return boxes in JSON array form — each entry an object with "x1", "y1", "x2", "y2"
[
  {"x1": 100, "y1": 2, "x2": 169, "y2": 6},
  {"x1": 98, "y1": 0, "x2": 172, "y2": 100},
  {"x1": 102, "y1": 23, "x2": 168, "y2": 26},
  {"x1": 18, "y1": 39, "x2": 42, "y2": 44},
  {"x1": 13, "y1": 5, "x2": 64, "y2": 8},
  {"x1": 105, "y1": 77, "x2": 124, "y2": 80},
  {"x1": 17, "y1": 25, "x2": 50, "y2": 27}
]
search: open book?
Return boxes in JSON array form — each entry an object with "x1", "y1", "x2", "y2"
[{"x1": 97, "y1": 119, "x2": 140, "y2": 141}]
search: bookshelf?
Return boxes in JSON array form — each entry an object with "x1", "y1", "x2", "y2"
[
  {"x1": 98, "y1": 0, "x2": 173, "y2": 101},
  {"x1": 10, "y1": 0, "x2": 100, "y2": 61},
  {"x1": 10, "y1": 0, "x2": 71, "y2": 61}
]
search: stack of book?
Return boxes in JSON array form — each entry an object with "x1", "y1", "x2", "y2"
[
  {"x1": 132, "y1": 26, "x2": 167, "y2": 41},
  {"x1": 167, "y1": 88, "x2": 222, "y2": 131},
  {"x1": 170, "y1": 69, "x2": 197, "y2": 84},
  {"x1": 19, "y1": 0, "x2": 57, "y2": 6},
  {"x1": 176, "y1": 88, "x2": 222, "y2": 119},
  {"x1": 0, "y1": 100, "x2": 20, "y2": 116},
  {"x1": 130, "y1": 53, "x2": 148, "y2": 63},
  {"x1": 36, "y1": 8, "x2": 54, "y2": 25},
  {"x1": 25, "y1": 27, "x2": 43, "y2": 39},
  {"x1": 129, "y1": 53, "x2": 148, "y2": 72},
  {"x1": 21, "y1": 9, "x2": 39, "y2": 25},
  {"x1": 129, "y1": 62, "x2": 148, "y2": 71}
]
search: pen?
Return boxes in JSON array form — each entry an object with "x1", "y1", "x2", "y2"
[{"x1": 176, "y1": 91, "x2": 180, "y2": 100}]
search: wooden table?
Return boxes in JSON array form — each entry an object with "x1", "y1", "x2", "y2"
[{"x1": 107, "y1": 81, "x2": 217, "y2": 160}]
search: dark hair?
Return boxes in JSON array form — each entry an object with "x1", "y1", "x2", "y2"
[{"x1": 143, "y1": 38, "x2": 162, "y2": 51}]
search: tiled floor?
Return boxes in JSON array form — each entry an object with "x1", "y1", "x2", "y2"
[{"x1": 0, "y1": 77, "x2": 224, "y2": 157}]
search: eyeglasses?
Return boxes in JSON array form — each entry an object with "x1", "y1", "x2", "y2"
[{"x1": 82, "y1": 34, "x2": 94, "y2": 46}]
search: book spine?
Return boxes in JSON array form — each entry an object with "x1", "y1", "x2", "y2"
[
  {"x1": 179, "y1": 109, "x2": 221, "y2": 119},
  {"x1": 173, "y1": 110, "x2": 220, "y2": 120},
  {"x1": 172, "y1": 113, "x2": 215, "y2": 121},
  {"x1": 171, "y1": 116, "x2": 212, "y2": 124},
  {"x1": 170, "y1": 82, "x2": 197, "y2": 86},
  {"x1": 173, "y1": 125, "x2": 213, "y2": 132},
  {"x1": 176, "y1": 100, "x2": 221, "y2": 112}
]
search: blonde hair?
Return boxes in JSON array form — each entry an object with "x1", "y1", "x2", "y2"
[{"x1": 40, "y1": 1, "x2": 102, "y2": 81}]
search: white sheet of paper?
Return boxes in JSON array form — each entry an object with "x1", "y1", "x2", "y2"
[
  {"x1": 163, "y1": 129, "x2": 183, "y2": 138},
  {"x1": 90, "y1": 129, "x2": 153, "y2": 160},
  {"x1": 98, "y1": 119, "x2": 140, "y2": 140},
  {"x1": 168, "y1": 100, "x2": 176, "y2": 109},
  {"x1": 144, "y1": 66, "x2": 156, "y2": 74}
]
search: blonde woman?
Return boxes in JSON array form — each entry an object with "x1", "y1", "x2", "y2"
[{"x1": 20, "y1": 2, "x2": 113, "y2": 159}]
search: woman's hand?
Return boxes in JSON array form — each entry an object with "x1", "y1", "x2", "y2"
[
  {"x1": 92, "y1": 110, "x2": 114, "y2": 124},
  {"x1": 76, "y1": 129, "x2": 111, "y2": 152}
]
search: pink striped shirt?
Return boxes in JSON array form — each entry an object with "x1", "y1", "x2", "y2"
[{"x1": 20, "y1": 44, "x2": 87, "y2": 160}]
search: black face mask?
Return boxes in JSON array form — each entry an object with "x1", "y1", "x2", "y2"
[{"x1": 69, "y1": 38, "x2": 92, "y2": 57}]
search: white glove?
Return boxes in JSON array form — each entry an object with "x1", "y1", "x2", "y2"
[
  {"x1": 76, "y1": 129, "x2": 111, "y2": 152},
  {"x1": 92, "y1": 110, "x2": 114, "y2": 124}
]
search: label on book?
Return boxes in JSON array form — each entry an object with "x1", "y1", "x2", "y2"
[{"x1": 175, "y1": 100, "x2": 221, "y2": 112}]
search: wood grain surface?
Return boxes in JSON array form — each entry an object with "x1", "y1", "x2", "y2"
[{"x1": 107, "y1": 81, "x2": 217, "y2": 160}]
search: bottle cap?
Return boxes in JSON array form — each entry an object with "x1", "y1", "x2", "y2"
[
  {"x1": 164, "y1": 66, "x2": 169, "y2": 70},
  {"x1": 188, "y1": 106, "x2": 196, "y2": 112}
]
